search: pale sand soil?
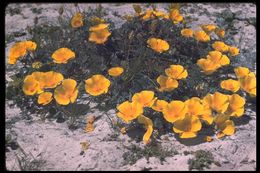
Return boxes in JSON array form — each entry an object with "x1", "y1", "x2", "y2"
[{"x1": 5, "y1": 3, "x2": 256, "y2": 171}]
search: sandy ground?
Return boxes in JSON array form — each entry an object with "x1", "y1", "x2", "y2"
[{"x1": 5, "y1": 3, "x2": 256, "y2": 171}]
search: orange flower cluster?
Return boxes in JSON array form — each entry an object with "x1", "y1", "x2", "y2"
[
  {"x1": 200, "y1": 24, "x2": 225, "y2": 38},
  {"x1": 8, "y1": 41, "x2": 37, "y2": 64},
  {"x1": 141, "y1": 9, "x2": 169, "y2": 20},
  {"x1": 197, "y1": 51, "x2": 230, "y2": 74},
  {"x1": 169, "y1": 9, "x2": 183, "y2": 24},
  {"x1": 220, "y1": 67, "x2": 256, "y2": 97},
  {"x1": 212, "y1": 41, "x2": 240, "y2": 56},
  {"x1": 116, "y1": 90, "x2": 155, "y2": 143},
  {"x1": 157, "y1": 64, "x2": 188, "y2": 92},
  {"x1": 182, "y1": 25, "x2": 225, "y2": 42},
  {"x1": 132, "y1": 5, "x2": 169, "y2": 20},
  {"x1": 116, "y1": 89, "x2": 246, "y2": 140},
  {"x1": 23, "y1": 71, "x2": 78, "y2": 105}
]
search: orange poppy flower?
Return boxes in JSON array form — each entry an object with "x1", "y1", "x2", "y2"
[
  {"x1": 165, "y1": 64, "x2": 188, "y2": 80},
  {"x1": 71, "y1": 12, "x2": 84, "y2": 28},
  {"x1": 85, "y1": 74, "x2": 111, "y2": 96},
  {"x1": 194, "y1": 30, "x2": 210, "y2": 42},
  {"x1": 108, "y1": 67, "x2": 124, "y2": 77},
  {"x1": 147, "y1": 38, "x2": 169, "y2": 53},
  {"x1": 116, "y1": 101, "x2": 143, "y2": 123},
  {"x1": 54, "y1": 79, "x2": 78, "y2": 105},
  {"x1": 51, "y1": 48, "x2": 76, "y2": 64},
  {"x1": 156, "y1": 75, "x2": 179, "y2": 92},
  {"x1": 173, "y1": 114, "x2": 202, "y2": 138},
  {"x1": 162, "y1": 100, "x2": 187, "y2": 123},
  {"x1": 38, "y1": 92, "x2": 53, "y2": 105}
]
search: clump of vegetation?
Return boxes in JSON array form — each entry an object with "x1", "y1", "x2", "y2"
[
  {"x1": 16, "y1": 154, "x2": 46, "y2": 171},
  {"x1": 188, "y1": 150, "x2": 214, "y2": 171},
  {"x1": 122, "y1": 141, "x2": 178, "y2": 165},
  {"x1": 5, "y1": 3, "x2": 256, "y2": 143},
  {"x1": 5, "y1": 133, "x2": 19, "y2": 151}
]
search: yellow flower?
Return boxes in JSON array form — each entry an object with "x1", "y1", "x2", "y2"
[
  {"x1": 153, "y1": 10, "x2": 167, "y2": 18},
  {"x1": 181, "y1": 28, "x2": 193, "y2": 37},
  {"x1": 22, "y1": 75, "x2": 41, "y2": 95},
  {"x1": 203, "y1": 92, "x2": 229, "y2": 113},
  {"x1": 51, "y1": 48, "x2": 75, "y2": 64},
  {"x1": 200, "y1": 24, "x2": 216, "y2": 33},
  {"x1": 199, "y1": 99, "x2": 214, "y2": 125},
  {"x1": 205, "y1": 136, "x2": 213, "y2": 142},
  {"x1": 151, "y1": 99, "x2": 168, "y2": 112},
  {"x1": 239, "y1": 72, "x2": 256, "y2": 97},
  {"x1": 214, "y1": 114, "x2": 235, "y2": 135},
  {"x1": 147, "y1": 38, "x2": 169, "y2": 53},
  {"x1": 139, "y1": 9, "x2": 168, "y2": 20},
  {"x1": 215, "y1": 28, "x2": 225, "y2": 38},
  {"x1": 162, "y1": 100, "x2": 187, "y2": 123},
  {"x1": 207, "y1": 51, "x2": 230, "y2": 66},
  {"x1": 86, "y1": 116, "x2": 95, "y2": 133},
  {"x1": 89, "y1": 28, "x2": 111, "y2": 44},
  {"x1": 185, "y1": 97, "x2": 213, "y2": 125},
  {"x1": 137, "y1": 115, "x2": 153, "y2": 144},
  {"x1": 185, "y1": 97, "x2": 204, "y2": 116},
  {"x1": 32, "y1": 61, "x2": 42, "y2": 69},
  {"x1": 156, "y1": 75, "x2": 179, "y2": 92},
  {"x1": 108, "y1": 67, "x2": 124, "y2": 77},
  {"x1": 197, "y1": 58, "x2": 220, "y2": 75},
  {"x1": 80, "y1": 141, "x2": 90, "y2": 151},
  {"x1": 165, "y1": 65, "x2": 188, "y2": 80},
  {"x1": 132, "y1": 90, "x2": 156, "y2": 107},
  {"x1": 30, "y1": 71, "x2": 64, "y2": 91},
  {"x1": 85, "y1": 74, "x2": 111, "y2": 96},
  {"x1": 220, "y1": 79, "x2": 240, "y2": 93},
  {"x1": 120, "y1": 127, "x2": 127, "y2": 134},
  {"x1": 212, "y1": 41, "x2": 229, "y2": 53},
  {"x1": 54, "y1": 79, "x2": 78, "y2": 105},
  {"x1": 43, "y1": 71, "x2": 64, "y2": 89},
  {"x1": 38, "y1": 92, "x2": 53, "y2": 105},
  {"x1": 169, "y1": 9, "x2": 183, "y2": 23},
  {"x1": 120, "y1": 127, "x2": 126, "y2": 135},
  {"x1": 216, "y1": 131, "x2": 226, "y2": 139},
  {"x1": 89, "y1": 24, "x2": 111, "y2": 44},
  {"x1": 173, "y1": 114, "x2": 202, "y2": 138},
  {"x1": 116, "y1": 101, "x2": 143, "y2": 123},
  {"x1": 23, "y1": 41, "x2": 37, "y2": 51},
  {"x1": 234, "y1": 67, "x2": 250, "y2": 79},
  {"x1": 194, "y1": 30, "x2": 210, "y2": 42},
  {"x1": 8, "y1": 41, "x2": 37, "y2": 64},
  {"x1": 71, "y1": 12, "x2": 84, "y2": 28},
  {"x1": 89, "y1": 23, "x2": 109, "y2": 31},
  {"x1": 229, "y1": 46, "x2": 240, "y2": 56},
  {"x1": 226, "y1": 94, "x2": 245, "y2": 117},
  {"x1": 163, "y1": 14, "x2": 170, "y2": 19},
  {"x1": 142, "y1": 9, "x2": 153, "y2": 20}
]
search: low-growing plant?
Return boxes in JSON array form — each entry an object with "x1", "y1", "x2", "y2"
[
  {"x1": 6, "y1": 3, "x2": 256, "y2": 143},
  {"x1": 122, "y1": 141, "x2": 178, "y2": 165},
  {"x1": 188, "y1": 150, "x2": 214, "y2": 171}
]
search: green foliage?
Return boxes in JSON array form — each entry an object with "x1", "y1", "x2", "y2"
[
  {"x1": 122, "y1": 141, "x2": 178, "y2": 165},
  {"x1": 188, "y1": 150, "x2": 214, "y2": 171},
  {"x1": 16, "y1": 154, "x2": 46, "y2": 171}
]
